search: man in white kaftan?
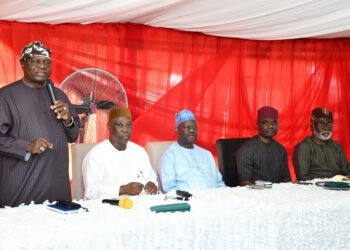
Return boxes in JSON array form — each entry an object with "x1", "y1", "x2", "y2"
[{"x1": 82, "y1": 107, "x2": 158, "y2": 200}]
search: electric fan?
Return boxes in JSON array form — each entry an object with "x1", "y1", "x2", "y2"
[{"x1": 60, "y1": 68, "x2": 128, "y2": 143}]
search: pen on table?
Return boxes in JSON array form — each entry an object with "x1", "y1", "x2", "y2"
[{"x1": 295, "y1": 181, "x2": 313, "y2": 185}]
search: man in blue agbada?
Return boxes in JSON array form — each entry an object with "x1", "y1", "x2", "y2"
[{"x1": 158, "y1": 109, "x2": 225, "y2": 192}]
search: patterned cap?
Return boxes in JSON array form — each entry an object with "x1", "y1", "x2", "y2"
[
  {"x1": 20, "y1": 41, "x2": 51, "y2": 61},
  {"x1": 311, "y1": 107, "x2": 333, "y2": 121},
  {"x1": 175, "y1": 109, "x2": 196, "y2": 127}
]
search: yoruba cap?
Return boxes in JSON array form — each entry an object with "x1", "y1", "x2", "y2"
[
  {"x1": 175, "y1": 109, "x2": 196, "y2": 127},
  {"x1": 311, "y1": 107, "x2": 333, "y2": 122},
  {"x1": 20, "y1": 41, "x2": 51, "y2": 61},
  {"x1": 257, "y1": 106, "x2": 278, "y2": 121},
  {"x1": 108, "y1": 107, "x2": 132, "y2": 122}
]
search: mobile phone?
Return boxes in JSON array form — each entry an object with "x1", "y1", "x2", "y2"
[
  {"x1": 55, "y1": 200, "x2": 82, "y2": 209},
  {"x1": 247, "y1": 184, "x2": 266, "y2": 189}
]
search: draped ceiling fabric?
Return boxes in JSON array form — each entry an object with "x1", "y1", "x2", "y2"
[
  {"x1": 1, "y1": 0, "x2": 350, "y2": 39},
  {"x1": 1, "y1": 1, "x2": 350, "y2": 180}
]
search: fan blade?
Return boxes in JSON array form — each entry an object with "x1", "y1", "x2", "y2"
[
  {"x1": 96, "y1": 100, "x2": 116, "y2": 110},
  {"x1": 73, "y1": 104, "x2": 91, "y2": 114}
]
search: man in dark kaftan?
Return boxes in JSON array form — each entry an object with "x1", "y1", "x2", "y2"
[
  {"x1": 236, "y1": 106, "x2": 291, "y2": 186},
  {"x1": 0, "y1": 41, "x2": 80, "y2": 207},
  {"x1": 293, "y1": 108, "x2": 350, "y2": 180}
]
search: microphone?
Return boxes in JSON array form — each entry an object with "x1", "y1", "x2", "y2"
[
  {"x1": 46, "y1": 79, "x2": 57, "y2": 105},
  {"x1": 176, "y1": 190, "x2": 192, "y2": 199},
  {"x1": 102, "y1": 197, "x2": 133, "y2": 209}
]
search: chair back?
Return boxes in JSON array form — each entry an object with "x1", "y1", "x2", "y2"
[
  {"x1": 71, "y1": 143, "x2": 97, "y2": 200},
  {"x1": 216, "y1": 138, "x2": 250, "y2": 187},
  {"x1": 292, "y1": 143, "x2": 301, "y2": 180},
  {"x1": 146, "y1": 141, "x2": 174, "y2": 171}
]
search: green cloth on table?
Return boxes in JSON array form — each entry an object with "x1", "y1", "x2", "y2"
[
  {"x1": 323, "y1": 181, "x2": 350, "y2": 188},
  {"x1": 150, "y1": 203, "x2": 191, "y2": 213}
]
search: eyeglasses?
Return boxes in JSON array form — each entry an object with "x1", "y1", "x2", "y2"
[{"x1": 316, "y1": 120, "x2": 333, "y2": 129}]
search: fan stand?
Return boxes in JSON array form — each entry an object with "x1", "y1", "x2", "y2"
[{"x1": 78, "y1": 114, "x2": 89, "y2": 143}]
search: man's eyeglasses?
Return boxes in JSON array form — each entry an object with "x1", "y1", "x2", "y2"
[{"x1": 316, "y1": 120, "x2": 333, "y2": 129}]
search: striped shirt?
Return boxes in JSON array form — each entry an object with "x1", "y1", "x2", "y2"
[
  {"x1": 0, "y1": 80, "x2": 80, "y2": 207},
  {"x1": 236, "y1": 135, "x2": 290, "y2": 183}
]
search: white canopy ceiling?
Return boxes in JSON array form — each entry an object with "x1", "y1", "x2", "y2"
[{"x1": 1, "y1": 0, "x2": 350, "y2": 40}]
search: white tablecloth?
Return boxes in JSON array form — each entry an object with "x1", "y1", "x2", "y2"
[{"x1": 1, "y1": 181, "x2": 350, "y2": 250}]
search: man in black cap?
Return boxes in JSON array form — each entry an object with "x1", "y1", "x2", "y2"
[
  {"x1": 293, "y1": 108, "x2": 350, "y2": 180},
  {"x1": 0, "y1": 41, "x2": 80, "y2": 207}
]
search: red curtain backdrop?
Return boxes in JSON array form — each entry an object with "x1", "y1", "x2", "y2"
[{"x1": 1, "y1": 21, "x2": 350, "y2": 181}]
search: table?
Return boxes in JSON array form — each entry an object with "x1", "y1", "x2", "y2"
[{"x1": 1, "y1": 181, "x2": 350, "y2": 250}]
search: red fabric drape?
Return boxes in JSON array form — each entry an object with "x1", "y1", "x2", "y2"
[{"x1": 1, "y1": 21, "x2": 350, "y2": 181}]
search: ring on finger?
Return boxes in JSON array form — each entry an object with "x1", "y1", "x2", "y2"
[{"x1": 39, "y1": 146, "x2": 45, "y2": 152}]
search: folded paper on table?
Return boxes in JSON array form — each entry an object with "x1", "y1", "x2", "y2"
[
  {"x1": 332, "y1": 175, "x2": 350, "y2": 182},
  {"x1": 150, "y1": 202, "x2": 191, "y2": 213}
]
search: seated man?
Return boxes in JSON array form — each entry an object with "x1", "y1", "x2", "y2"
[
  {"x1": 236, "y1": 106, "x2": 290, "y2": 186},
  {"x1": 293, "y1": 108, "x2": 350, "y2": 180},
  {"x1": 158, "y1": 109, "x2": 225, "y2": 192},
  {"x1": 82, "y1": 107, "x2": 158, "y2": 199}
]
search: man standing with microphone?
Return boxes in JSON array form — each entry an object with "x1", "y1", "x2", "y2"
[{"x1": 0, "y1": 41, "x2": 80, "y2": 207}]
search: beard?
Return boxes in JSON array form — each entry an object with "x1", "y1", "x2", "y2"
[{"x1": 314, "y1": 129, "x2": 332, "y2": 141}]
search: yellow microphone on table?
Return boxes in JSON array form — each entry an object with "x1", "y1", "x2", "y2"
[{"x1": 102, "y1": 198, "x2": 133, "y2": 209}]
